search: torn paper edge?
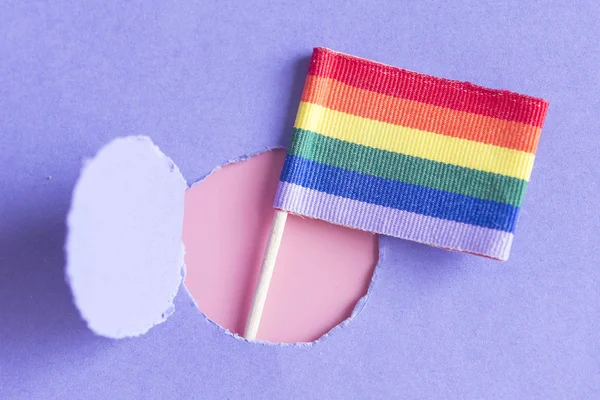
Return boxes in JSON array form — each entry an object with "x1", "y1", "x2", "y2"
[{"x1": 183, "y1": 147, "x2": 383, "y2": 347}]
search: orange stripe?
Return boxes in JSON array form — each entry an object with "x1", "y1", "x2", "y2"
[{"x1": 302, "y1": 75, "x2": 542, "y2": 154}]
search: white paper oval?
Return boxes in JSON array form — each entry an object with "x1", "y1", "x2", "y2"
[{"x1": 66, "y1": 136, "x2": 187, "y2": 338}]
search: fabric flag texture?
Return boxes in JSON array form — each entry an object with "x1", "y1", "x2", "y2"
[{"x1": 274, "y1": 47, "x2": 548, "y2": 261}]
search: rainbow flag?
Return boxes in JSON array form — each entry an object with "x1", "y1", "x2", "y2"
[{"x1": 274, "y1": 48, "x2": 549, "y2": 261}]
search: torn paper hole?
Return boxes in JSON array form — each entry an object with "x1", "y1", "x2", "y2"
[
  {"x1": 182, "y1": 149, "x2": 379, "y2": 343},
  {"x1": 65, "y1": 136, "x2": 187, "y2": 339}
]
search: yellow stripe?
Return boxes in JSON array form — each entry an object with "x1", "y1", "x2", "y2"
[{"x1": 295, "y1": 102, "x2": 535, "y2": 181}]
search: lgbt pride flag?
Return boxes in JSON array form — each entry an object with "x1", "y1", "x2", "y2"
[{"x1": 274, "y1": 48, "x2": 548, "y2": 260}]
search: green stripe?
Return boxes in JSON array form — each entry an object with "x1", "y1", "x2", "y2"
[{"x1": 288, "y1": 129, "x2": 527, "y2": 207}]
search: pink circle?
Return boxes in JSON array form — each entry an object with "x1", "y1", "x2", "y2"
[{"x1": 182, "y1": 149, "x2": 378, "y2": 343}]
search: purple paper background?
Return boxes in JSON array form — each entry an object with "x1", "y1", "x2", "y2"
[{"x1": 1, "y1": 1, "x2": 598, "y2": 399}]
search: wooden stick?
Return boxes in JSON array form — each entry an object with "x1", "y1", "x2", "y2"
[{"x1": 244, "y1": 209, "x2": 288, "y2": 340}]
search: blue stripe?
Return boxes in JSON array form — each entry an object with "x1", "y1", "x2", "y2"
[{"x1": 280, "y1": 155, "x2": 519, "y2": 232}]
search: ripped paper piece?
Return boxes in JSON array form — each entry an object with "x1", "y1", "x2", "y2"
[{"x1": 65, "y1": 136, "x2": 187, "y2": 338}]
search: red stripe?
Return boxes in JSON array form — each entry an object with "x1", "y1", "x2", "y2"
[{"x1": 308, "y1": 48, "x2": 549, "y2": 128}]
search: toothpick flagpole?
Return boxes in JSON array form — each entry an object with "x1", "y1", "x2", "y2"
[{"x1": 244, "y1": 209, "x2": 288, "y2": 340}]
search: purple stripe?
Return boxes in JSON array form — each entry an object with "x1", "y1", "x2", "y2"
[{"x1": 274, "y1": 182, "x2": 513, "y2": 260}]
